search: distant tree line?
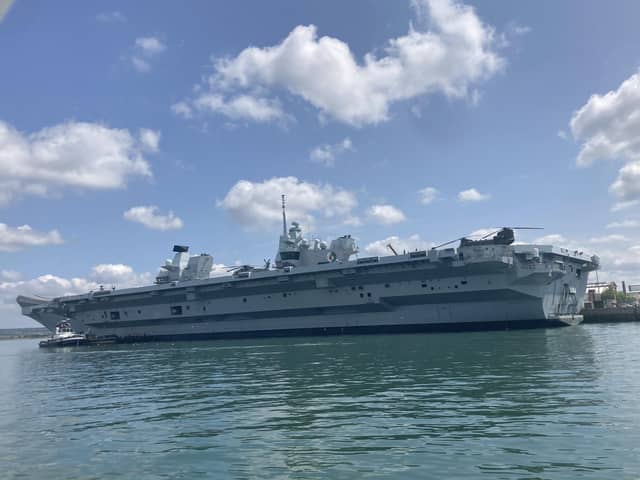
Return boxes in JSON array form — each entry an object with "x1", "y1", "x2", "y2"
[{"x1": 600, "y1": 286, "x2": 636, "y2": 304}]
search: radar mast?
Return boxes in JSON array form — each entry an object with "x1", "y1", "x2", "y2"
[{"x1": 281, "y1": 194, "x2": 287, "y2": 236}]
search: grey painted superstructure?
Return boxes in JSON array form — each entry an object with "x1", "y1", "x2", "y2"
[{"x1": 17, "y1": 215, "x2": 599, "y2": 341}]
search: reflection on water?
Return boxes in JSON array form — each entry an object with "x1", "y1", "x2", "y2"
[{"x1": 1, "y1": 324, "x2": 640, "y2": 479}]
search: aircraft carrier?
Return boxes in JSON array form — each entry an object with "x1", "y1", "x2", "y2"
[{"x1": 17, "y1": 198, "x2": 599, "y2": 342}]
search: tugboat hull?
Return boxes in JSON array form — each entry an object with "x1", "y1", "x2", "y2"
[{"x1": 39, "y1": 336, "x2": 89, "y2": 348}]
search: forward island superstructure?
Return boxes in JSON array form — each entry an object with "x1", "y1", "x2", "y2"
[{"x1": 18, "y1": 199, "x2": 599, "y2": 342}]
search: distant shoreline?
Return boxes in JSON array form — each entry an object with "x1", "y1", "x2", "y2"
[{"x1": 0, "y1": 328, "x2": 49, "y2": 340}]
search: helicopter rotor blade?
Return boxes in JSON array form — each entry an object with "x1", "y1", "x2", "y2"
[
  {"x1": 435, "y1": 226, "x2": 546, "y2": 248},
  {"x1": 479, "y1": 226, "x2": 544, "y2": 240},
  {"x1": 480, "y1": 229, "x2": 502, "y2": 240}
]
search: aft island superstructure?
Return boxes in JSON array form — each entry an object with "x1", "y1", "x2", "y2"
[{"x1": 18, "y1": 199, "x2": 600, "y2": 342}]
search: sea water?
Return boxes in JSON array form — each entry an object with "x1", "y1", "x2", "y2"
[{"x1": 1, "y1": 323, "x2": 639, "y2": 479}]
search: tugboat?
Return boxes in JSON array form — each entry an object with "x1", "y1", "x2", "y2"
[{"x1": 39, "y1": 321, "x2": 88, "y2": 348}]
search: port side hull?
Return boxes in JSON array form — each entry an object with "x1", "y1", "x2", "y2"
[
  {"x1": 80, "y1": 296, "x2": 574, "y2": 343},
  {"x1": 109, "y1": 318, "x2": 569, "y2": 343}
]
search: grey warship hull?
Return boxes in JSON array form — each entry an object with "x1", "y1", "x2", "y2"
[{"x1": 18, "y1": 240, "x2": 597, "y2": 343}]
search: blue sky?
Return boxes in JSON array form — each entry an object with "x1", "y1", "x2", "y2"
[{"x1": 2, "y1": 0, "x2": 640, "y2": 327}]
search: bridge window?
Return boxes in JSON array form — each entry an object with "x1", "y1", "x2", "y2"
[
  {"x1": 280, "y1": 251, "x2": 300, "y2": 260},
  {"x1": 170, "y1": 305, "x2": 183, "y2": 315},
  {"x1": 110, "y1": 311, "x2": 120, "y2": 320}
]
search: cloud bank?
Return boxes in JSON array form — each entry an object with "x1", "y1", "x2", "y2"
[
  {"x1": 175, "y1": 0, "x2": 503, "y2": 126},
  {"x1": 571, "y1": 71, "x2": 640, "y2": 209},
  {"x1": 218, "y1": 176, "x2": 357, "y2": 231},
  {"x1": 0, "y1": 223, "x2": 63, "y2": 252},
  {"x1": 0, "y1": 120, "x2": 154, "y2": 205},
  {"x1": 123, "y1": 206, "x2": 184, "y2": 231}
]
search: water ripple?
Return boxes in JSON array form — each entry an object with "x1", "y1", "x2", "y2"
[{"x1": 2, "y1": 323, "x2": 640, "y2": 479}]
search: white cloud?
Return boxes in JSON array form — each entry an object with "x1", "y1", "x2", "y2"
[
  {"x1": 178, "y1": 0, "x2": 503, "y2": 126},
  {"x1": 218, "y1": 176, "x2": 357, "y2": 231},
  {"x1": 458, "y1": 187, "x2": 490, "y2": 202},
  {"x1": 589, "y1": 234, "x2": 629, "y2": 244},
  {"x1": 611, "y1": 199, "x2": 640, "y2": 212},
  {"x1": 0, "y1": 0, "x2": 14, "y2": 23},
  {"x1": 469, "y1": 89, "x2": 482, "y2": 107},
  {"x1": 131, "y1": 36, "x2": 166, "y2": 72},
  {"x1": 171, "y1": 101, "x2": 193, "y2": 118},
  {"x1": 509, "y1": 23, "x2": 531, "y2": 36},
  {"x1": 343, "y1": 215, "x2": 363, "y2": 227},
  {"x1": 0, "y1": 120, "x2": 153, "y2": 205},
  {"x1": 571, "y1": 71, "x2": 640, "y2": 167},
  {"x1": 135, "y1": 36, "x2": 166, "y2": 55},
  {"x1": 606, "y1": 219, "x2": 640, "y2": 229},
  {"x1": 364, "y1": 234, "x2": 433, "y2": 256},
  {"x1": 192, "y1": 94, "x2": 286, "y2": 123},
  {"x1": 123, "y1": 206, "x2": 183, "y2": 231},
  {"x1": 309, "y1": 138, "x2": 353, "y2": 167},
  {"x1": 570, "y1": 71, "x2": 640, "y2": 207},
  {"x1": 3, "y1": 274, "x2": 94, "y2": 300},
  {"x1": 139, "y1": 128, "x2": 160, "y2": 152},
  {"x1": 0, "y1": 223, "x2": 63, "y2": 252},
  {"x1": 96, "y1": 11, "x2": 126, "y2": 23},
  {"x1": 367, "y1": 204, "x2": 406, "y2": 225},
  {"x1": 610, "y1": 160, "x2": 640, "y2": 201},
  {"x1": 0, "y1": 265, "x2": 152, "y2": 328},
  {"x1": 131, "y1": 57, "x2": 151, "y2": 73},
  {"x1": 0, "y1": 274, "x2": 93, "y2": 328},
  {"x1": 210, "y1": 263, "x2": 230, "y2": 278},
  {"x1": 468, "y1": 227, "x2": 500, "y2": 238},
  {"x1": 592, "y1": 246, "x2": 640, "y2": 285},
  {"x1": 1, "y1": 270, "x2": 21, "y2": 281},
  {"x1": 418, "y1": 186, "x2": 439, "y2": 205},
  {"x1": 533, "y1": 234, "x2": 567, "y2": 245},
  {"x1": 557, "y1": 130, "x2": 567, "y2": 140},
  {"x1": 90, "y1": 263, "x2": 153, "y2": 286}
]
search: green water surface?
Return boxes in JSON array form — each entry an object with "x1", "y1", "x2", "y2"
[{"x1": 1, "y1": 323, "x2": 639, "y2": 479}]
